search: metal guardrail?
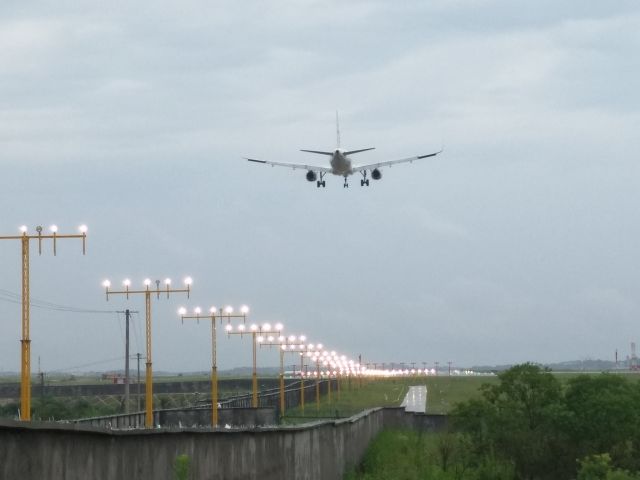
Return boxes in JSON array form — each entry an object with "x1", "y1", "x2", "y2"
[{"x1": 73, "y1": 378, "x2": 338, "y2": 427}]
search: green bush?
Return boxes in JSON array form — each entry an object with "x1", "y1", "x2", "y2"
[{"x1": 174, "y1": 454, "x2": 191, "y2": 480}]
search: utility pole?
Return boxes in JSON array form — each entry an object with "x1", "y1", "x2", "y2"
[
  {"x1": 38, "y1": 356, "x2": 44, "y2": 402},
  {"x1": 117, "y1": 309, "x2": 138, "y2": 414},
  {"x1": 448, "y1": 361, "x2": 452, "y2": 376}
]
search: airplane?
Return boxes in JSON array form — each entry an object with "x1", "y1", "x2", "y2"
[{"x1": 245, "y1": 113, "x2": 442, "y2": 188}]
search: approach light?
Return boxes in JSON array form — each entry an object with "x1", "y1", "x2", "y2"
[
  {"x1": 184, "y1": 277, "x2": 193, "y2": 286},
  {"x1": 50, "y1": 225, "x2": 58, "y2": 233},
  {"x1": 102, "y1": 280, "x2": 111, "y2": 288},
  {"x1": 240, "y1": 305, "x2": 249, "y2": 314},
  {"x1": 79, "y1": 225, "x2": 88, "y2": 234},
  {"x1": 123, "y1": 279, "x2": 131, "y2": 287},
  {"x1": 178, "y1": 307, "x2": 187, "y2": 316},
  {"x1": 19, "y1": 225, "x2": 28, "y2": 234}
]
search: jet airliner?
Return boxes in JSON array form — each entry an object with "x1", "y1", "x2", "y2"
[{"x1": 245, "y1": 114, "x2": 442, "y2": 188}]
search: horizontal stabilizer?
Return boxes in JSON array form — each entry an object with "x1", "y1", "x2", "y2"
[
  {"x1": 300, "y1": 149, "x2": 333, "y2": 156},
  {"x1": 344, "y1": 147, "x2": 375, "y2": 155}
]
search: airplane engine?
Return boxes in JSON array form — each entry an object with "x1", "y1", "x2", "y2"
[
  {"x1": 306, "y1": 170, "x2": 317, "y2": 182},
  {"x1": 371, "y1": 168, "x2": 382, "y2": 180}
]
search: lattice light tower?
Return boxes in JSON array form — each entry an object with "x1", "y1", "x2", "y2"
[
  {"x1": 103, "y1": 276, "x2": 192, "y2": 428},
  {"x1": 0, "y1": 224, "x2": 87, "y2": 421},
  {"x1": 225, "y1": 322, "x2": 284, "y2": 408},
  {"x1": 178, "y1": 304, "x2": 249, "y2": 427},
  {"x1": 258, "y1": 334, "x2": 309, "y2": 417}
]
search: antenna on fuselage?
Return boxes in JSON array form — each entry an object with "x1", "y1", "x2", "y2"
[{"x1": 336, "y1": 110, "x2": 341, "y2": 148}]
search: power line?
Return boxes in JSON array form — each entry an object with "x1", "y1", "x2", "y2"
[
  {"x1": 0, "y1": 288, "x2": 116, "y2": 314},
  {"x1": 46, "y1": 356, "x2": 126, "y2": 373}
]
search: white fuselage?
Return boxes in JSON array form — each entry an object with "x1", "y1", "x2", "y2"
[{"x1": 330, "y1": 149, "x2": 352, "y2": 176}]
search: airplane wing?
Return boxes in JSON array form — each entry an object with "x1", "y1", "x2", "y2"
[
  {"x1": 351, "y1": 149, "x2": 443, "y2": 172},
  {"x1": 245, "y1": 157, "x2": 332, "y2": 173}
]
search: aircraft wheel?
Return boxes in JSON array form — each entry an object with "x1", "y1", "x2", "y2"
[{"x1": 366, "y1": 179, "x2": 370, "y2": 186}]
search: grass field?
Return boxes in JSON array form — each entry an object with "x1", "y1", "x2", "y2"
[
  {"x1": 282, "y1": 375, "x2": 498, "y2": 423},
  {"x1": 283, "y1": 370, "x2": 640, "y2": 423}
]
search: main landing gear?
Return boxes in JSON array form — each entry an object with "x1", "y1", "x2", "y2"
[
  {"x1": 360, "y1": 171, "x2": 370, "y2": 187},
  {"x1": 316, "y1": 172, "x2": 326, "y2": 188}
]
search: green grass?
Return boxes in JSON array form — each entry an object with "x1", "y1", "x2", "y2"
[
  {"x1": 343, "y1": 430, "x2": 514, "y2": 480},
  {"x1": 282, "y1": 375, "x2": 498, "y2": 423}
]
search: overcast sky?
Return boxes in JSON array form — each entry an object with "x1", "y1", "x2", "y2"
[{"x1": 1, "y1": 1, "x2": 639, "y2": 374}]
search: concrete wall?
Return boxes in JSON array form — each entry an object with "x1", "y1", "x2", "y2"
[{"x1": 0, "y1": 409, "x2": 446, "y2": 480}]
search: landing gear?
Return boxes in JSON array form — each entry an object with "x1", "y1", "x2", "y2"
[
  {"x1": 316, "y1": 172, "x2": 326, "y2": 188},
  {"x1": 360, "y1": 171, "x2": 370, "y2": 187},
  {"x1": 343, "y1": 177, "x2": 349, "y2": 188}
]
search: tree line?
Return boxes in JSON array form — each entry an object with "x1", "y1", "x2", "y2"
[{"x1": 452, "y1": 363, "x2": 640, "y2": 479}]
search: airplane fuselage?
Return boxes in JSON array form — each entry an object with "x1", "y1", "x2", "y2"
[{"x1": 330, "y1": 149, "x2": 352, "y2": 176}]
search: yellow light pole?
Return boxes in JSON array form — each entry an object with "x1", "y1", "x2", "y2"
[
  {"x1": 318, "y1": 350, "x2": 343, "y2": 405},
  {"x1": 315, "y1": 359, "x2": 321, "y2": 411},
  {"x1": 307, "y1": 350, "x2": 324, "y2": 412},
  {"x1": 178, "y1": 304, "x2": 249, "y2": 427},
  {"x1": 225, "y1": 321, "x2": 283, "y2": 408},
  {"x1": 0, "y1": 224, "x2": 87, "y2": 421},
  {"x1": 258, "y1": 334, "x2": 309, "y2": 419},
  {"x1": 103, "y1": 276, "x2": 192, "y2": 428},
  {"x1": 300, "y1": 353, "x2": 306, "y2": 413}
]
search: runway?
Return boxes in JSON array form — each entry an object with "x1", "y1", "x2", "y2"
[{"x1": 400, "y1": 385, "x2": 427, "y2": 413}]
